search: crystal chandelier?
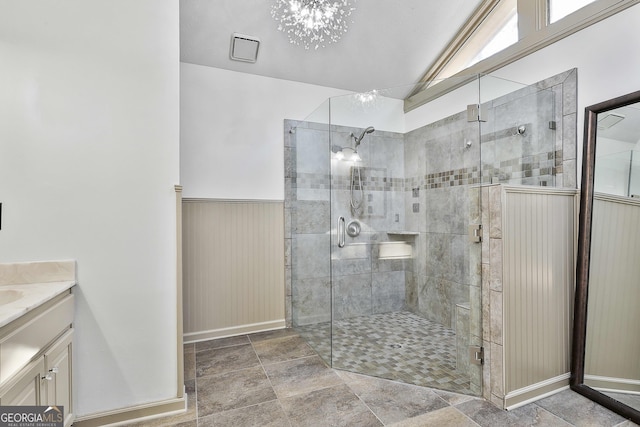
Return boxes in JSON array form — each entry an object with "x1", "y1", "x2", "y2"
[{"x1": 271, "y1": 0, "x2": 356, "y2": 50}]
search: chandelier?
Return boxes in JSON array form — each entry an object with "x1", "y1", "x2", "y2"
[{"x1": 271, "y1": 0, "x2": 356, "y2": 50}]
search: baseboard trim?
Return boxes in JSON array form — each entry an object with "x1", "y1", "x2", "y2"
[
  {"x1": 73, "y1": 395, "x2": 187, "y2": 427},
  {"x1": 585, "y1": 374, "x2": 640, "y2": 394},
  {"x1": 183, "y1": 319, "x2": 286, "y2": 343},
  {"x1": 504, "y1": 373, "x2": 570, "y2": 410}
]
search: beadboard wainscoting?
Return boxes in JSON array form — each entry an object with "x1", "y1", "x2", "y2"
[
  {"x1": 182, "y1": 200, "x2": 286, "y2": 343},
  {"x1": 482, "y1": 185, "x2": 579, "y2": 409}
]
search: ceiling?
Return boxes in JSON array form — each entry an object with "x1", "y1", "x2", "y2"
[
  {"x1": 599, "y1": 103, "x2": 640, "y2": 145},
  {"x1": 180, "y1": 0, "x2": 484, "y2": 96}
]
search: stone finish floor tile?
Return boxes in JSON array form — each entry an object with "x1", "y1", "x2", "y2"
[
  {"x1": 196, "y1": 344, "x2": 260, "y2": 377},
  {"x1": 130, "y1": 327, "x2": 636, "y2": 427},
  {"x1": 389, "y1": 406, "x2": 480, "y2": 427},
  {"x1": 280, "y1": 384, "x2": 383, "y2": 427},
  {"x1": 456, "y1": 398, "x2": 534, "y2": 427},
  {"x1": 604, "y1": 392, "x2": 640, "y2": 413},
  {"x1": 346, "y1": 374, "x2": 449, "y2": 424},
  {"x1": 195, "y1": 335, "x2": 250, "y2": 352},
  {"x1": 263, "y1": 355, "x2": 343, "y2": 399},
  {"x1": 508, "y1": 404, "x2": 574, "y2": 427},
  {"x1": 252, "y1": 335, "x2": 316, "y2": 365},
  {"x1": 248, "y1": 328, "x2": 300, "y2": 342},
  {"x1": 435, "y1": 389, "x2": 478, "y2": 406},
  {"x1": 196, "y1": 366, "x2": 277, "y2": 417},
  {"x1": 534, "y1": 389, "x2": 628, "y2": 427},
  {"x1": 198, "y1": 400, "x2": 289, "y2": 427},
  {"x1": 618, "y1": 421, "x2": 640, "y2": 427}
]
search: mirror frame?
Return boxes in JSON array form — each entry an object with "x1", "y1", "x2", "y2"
[{"x1": 570, "y1": 89, "x2": 640, "y2": 424}]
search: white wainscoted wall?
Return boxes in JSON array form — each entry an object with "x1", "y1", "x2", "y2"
[
  {"x1": 182, "y1": 200, "x2": 285, "y2": 342},
  {"x1": 482, "y1": 185, "x2": 579, "y2": 409},
  {"x1": 584, "y1": 193, "x2": 640, "y2": 393}
]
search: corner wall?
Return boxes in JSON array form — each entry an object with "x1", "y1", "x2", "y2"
[{"x1": 0, "y1": 0, "x2": 180, "y2": 417}]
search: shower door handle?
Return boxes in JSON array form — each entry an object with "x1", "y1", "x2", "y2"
[{"x1": 338, "y1": 216, "x2": 346, "y2": 248}]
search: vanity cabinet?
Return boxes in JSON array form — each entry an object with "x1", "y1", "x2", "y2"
[
  {"x1": 0, "y1": 291, "x2": 74, "y2": 426},
  {"x1": 44, "y1": 330, "x2": 73, "y2": 425},
  {"x1": 0, "y1": 358, "x2": 45, "y2": 406}
]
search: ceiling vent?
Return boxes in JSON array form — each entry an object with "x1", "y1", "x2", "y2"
[
  {"x1": 230, "y1": 33, "x2": 260, "y2": 63},
  {"x1": 598, "y1": 113, "x2": 625, "y2": 129}
]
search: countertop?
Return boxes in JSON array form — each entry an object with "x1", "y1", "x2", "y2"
[{"x1": 0, "y1": 281, "x2": 76, "y2": 329}]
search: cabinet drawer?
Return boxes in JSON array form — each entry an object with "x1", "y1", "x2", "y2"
[{"x1": 0, "y1": 294, "x2": 74, "y2": 384}]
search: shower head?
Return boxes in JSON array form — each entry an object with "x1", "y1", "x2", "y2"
[{"x1": 353, "y1": 126, "x2": 375, "y2": 147}]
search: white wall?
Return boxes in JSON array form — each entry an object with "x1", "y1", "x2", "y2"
[
  {"x1": 405, "y1": 76, "x2": 531, "y2": 132},
  {"x1": 0, "y1": 0, "x2": 180, "y2": 417},
  {"x1": 180, "y1": 63, "x2": 351, "y2": 200}
]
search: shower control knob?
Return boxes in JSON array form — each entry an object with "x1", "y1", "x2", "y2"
[{"x1": 346, "y1": 220, "x2": 361, "y2": 238}]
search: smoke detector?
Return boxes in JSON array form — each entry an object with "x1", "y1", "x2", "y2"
[{"x1": 230, "y1": 33, "x2": 260, "y2": 63}]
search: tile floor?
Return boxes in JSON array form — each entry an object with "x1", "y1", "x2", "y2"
[
  {"x1": 127, "y1": 329, "x2": 638, "y2": 427},
  {"x1": 296, "y1": 311, "x2": 471, "y2": 393}
]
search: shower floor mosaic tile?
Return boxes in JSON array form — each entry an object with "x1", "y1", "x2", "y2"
[{"x1": 295, "y1": 311, "x2": 472, "y2": 393}]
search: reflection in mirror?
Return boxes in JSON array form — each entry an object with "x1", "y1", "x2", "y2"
[
  {"x1": 572, "y1": 91, "x2": 640, "y2": 424},
  {"x1": 594, "y1": 103, "x2": 640, "y2": 197},
  {"x1": 586, "y1": 101, "x2": 640, "y2": 412}
]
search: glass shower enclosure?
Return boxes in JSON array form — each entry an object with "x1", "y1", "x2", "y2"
[{"x1": 285, "y1": 74, "x2": 558, "y2": 396}]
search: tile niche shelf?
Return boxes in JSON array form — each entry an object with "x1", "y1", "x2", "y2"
[{"x1": 380, "y1": 231, "x2": 417, "y2": 260}]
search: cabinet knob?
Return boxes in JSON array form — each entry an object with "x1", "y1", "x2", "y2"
[
  {"x1": 42, "y1": 374, "x2": 53, "y2": 381},
  {"x1": 49, "y1": 367, "x2": 59, "y2": 374}
]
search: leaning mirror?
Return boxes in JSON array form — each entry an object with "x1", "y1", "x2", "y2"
[{"x1": 572, "y1": 90, "x2": 640, "y2": 424}]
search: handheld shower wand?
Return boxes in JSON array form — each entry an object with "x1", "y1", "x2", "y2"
[
  {"x1": 349, "y1": 126, "x2": 374, "y2": 216},
  {"x1": 353, "y1": 126, "x2": 375, "y2": 148}
]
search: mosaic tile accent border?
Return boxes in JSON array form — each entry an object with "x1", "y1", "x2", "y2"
[
  {"x1": 294, "y1": 170, "x2": 405, "y2": 192},
  {"x1": 482, "y1": 150, "x2": 559, "y2": 186},
  {"x1": 294, "y1": 150, "x2": 560, "y2": 194}
]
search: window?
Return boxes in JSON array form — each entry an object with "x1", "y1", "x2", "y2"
[
  {"x1": 406, "y1": 0, "x2": 640, "y2": 111},
  {"x1": 468, "y1": 8, "x2": 518, "y2": 67},
  {"x1": 549, "y1": 0, "x2": 598, "y2": 23},
  {"x1": 424, "y1": 0, "x2": 518, "y2": 86}
]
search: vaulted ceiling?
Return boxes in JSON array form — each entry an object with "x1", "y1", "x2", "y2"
[{"x1": 180, "y1": 0, "x2": 484, "y2": 95}]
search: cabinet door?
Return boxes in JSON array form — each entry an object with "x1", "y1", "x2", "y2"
[
  {"x1": 0, "y1": 357, "x2": 44, "y2": 406},
  {"x1": 44, "y1": 329, "x2": 73, "y2": 427}
]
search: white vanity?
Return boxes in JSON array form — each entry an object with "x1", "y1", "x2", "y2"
[{"x1": 0, "y1": 261, "x2": 76, "y2": 427}]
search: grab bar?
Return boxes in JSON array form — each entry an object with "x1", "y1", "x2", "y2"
[{"x1": 338, "y1": 216, "x2": 346, "y2": 248}]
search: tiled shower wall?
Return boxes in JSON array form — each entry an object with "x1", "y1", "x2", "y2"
[
  {"x1": 401, "y1": 68, "x2": 578, "y2": 334},
  {"x1": 284, "y1": 121, "x2": 409, "y2": 327},
  {"x1": 481, "y1": 68, "x2": 578, "y2": 188},
  {"x1": 284, "y1": 69, "x2": 577, "y2": 397},
  {"x1": 404, "y1": 109, "x2": 481, "y2": 331}
]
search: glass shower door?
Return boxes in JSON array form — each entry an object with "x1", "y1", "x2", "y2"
[
  {"x1": 288, "y1": 100, "x2": 333, "y2": 365},
  {"x1": 327, "y1": 81, "x2": 485, "y2": 395},
  {"x1": 328, "y1": 113, "x2": 410, "y2": 378}
]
